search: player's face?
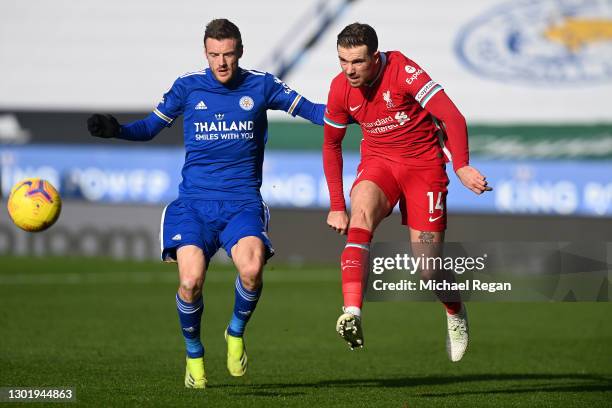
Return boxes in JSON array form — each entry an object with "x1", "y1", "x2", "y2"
[
  {"x1": 337, "y1": 45, "x2": 378, "y2": 88},
  {"x1": 205, "y1": 38, "x2": 242, "y2": 84}
]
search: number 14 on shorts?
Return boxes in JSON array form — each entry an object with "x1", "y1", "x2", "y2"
[
  {"x1": 427, "y1": 191, "x2": 444, "y2": 213},
  {"x1": 427, "y1": 191, "x2": 444, "y2": 223}
]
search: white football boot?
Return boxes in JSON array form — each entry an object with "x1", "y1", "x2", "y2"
[
  {"x1": 446, "y1": 304, "x2": 469, "y2": 362},
  {"x1": 336, "y1": 309, "x2": 364, "y2": 350}
]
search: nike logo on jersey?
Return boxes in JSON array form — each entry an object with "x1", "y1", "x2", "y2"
[
  {"x1": 428, "y1": 215, "x2": 444, "y2": 222},
  {"x1": 349, "y1": 104, "x2": 361, "y2": 112}
]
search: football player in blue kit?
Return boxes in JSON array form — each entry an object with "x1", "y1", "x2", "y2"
[{"x1": 87, "y1": 18, "x2": 325, "y2": 388}]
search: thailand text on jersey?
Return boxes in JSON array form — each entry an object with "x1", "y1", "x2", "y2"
[
  {"x1": 154, "y1": 68, "x2": 304, "y2": 201},
  {"x1": 324, "y1": 51, "x2": 448, "y2": 165}
]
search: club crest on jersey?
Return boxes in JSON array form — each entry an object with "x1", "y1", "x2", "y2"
[
  {"x1": 239, "y1": 96, "x2": 254, "y2": 111},
  {"x1": 382, "y1": 90, "x2": 395, "y2": 108},
  {"x1": 215, "y1": 113, "x2": 224, "y2": 120}
]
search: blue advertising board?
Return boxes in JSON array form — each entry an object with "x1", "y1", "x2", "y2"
[{"x1": 1, "y1": 145, "x2": 610, "y2": 216}]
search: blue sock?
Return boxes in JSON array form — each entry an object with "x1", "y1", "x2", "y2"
[
  {"x1": 176, "y1": 293, "x2": 204, "y2": 358},
  {"x1": 227, "y1": 276, "x2": 262, "y2": 337}
]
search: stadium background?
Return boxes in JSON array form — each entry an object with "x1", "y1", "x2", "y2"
[
  {"x1": 1, "y1": 1, "x2": 611, "y2": 406},
  {"x1": 1, "y1": 0, "x2": 611, "y2": 262}
]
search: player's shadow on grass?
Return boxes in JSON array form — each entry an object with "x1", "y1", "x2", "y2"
[
  {"x1": 234, "y1": 373, "x2": 612, "y2": 396},
  {"x1": 232, "y1": 391, "x2": 307, "y2": 398}
]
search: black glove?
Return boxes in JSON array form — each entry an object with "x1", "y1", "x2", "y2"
[{"x1": 87, "y1": 114, "x2": 120, "y2": 138}]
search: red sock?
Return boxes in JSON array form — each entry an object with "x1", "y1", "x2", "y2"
[
  {"x1": 443, "y1": 302, "x2": 462, "y2": 315},
  {"x1": 341, "y1": 228, "x2": 372, "y2": 309}
]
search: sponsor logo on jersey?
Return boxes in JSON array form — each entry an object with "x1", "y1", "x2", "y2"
[
  {"x1": 193, "y1": 119, "x2": 255, "y2": 141},
  {"x1": 382, "y1": 90, "x2": 395, "y2": 108},
  {"x1": 194, "y1": 120, "x2": 254, "y2": 133},
  {"x1": 405, "y1": 69, "x2": 424, "y2": 85},
  {"x1": 362, "y1": 116, "x2": 394, "y2": 128},
  {"x1": 195, "y1": 101, "x2": 207, "y2": 110},
  {"x1": 405, "y1": 65, "x2": 417, "y2": 74},
  {"x1": 362, "y1": 116, "x2": 400, "y2": 134},
  {"x1": 455, "y1": 0, "x2": 612, "y2": 84},
  {"x1": 239, "y1": 96, "x2": 255, "y2": 111},
  {"x1": 394, "y1": 111, "x2": 409, "y2": 126}
]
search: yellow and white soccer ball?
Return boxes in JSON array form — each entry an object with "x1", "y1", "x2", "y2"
[{"x1": 7, "y1": 178, "x2": 62, "y2": 232}]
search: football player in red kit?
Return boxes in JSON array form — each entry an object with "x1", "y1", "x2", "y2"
[{"x1": 323, "y1": 23, "x2": 491, "y2": 361}]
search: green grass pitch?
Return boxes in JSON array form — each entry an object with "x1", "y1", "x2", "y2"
[{"x1": 0, "y1": 256, "x2": 610, "y2": 407}]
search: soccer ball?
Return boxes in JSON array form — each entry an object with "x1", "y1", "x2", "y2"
[{"x1": 7, "y1": 178, "x2": 62, "y2": 232}]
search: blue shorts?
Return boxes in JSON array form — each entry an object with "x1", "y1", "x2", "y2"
[{"x1": 160, "y1": 198, "x2": 274, "y2": 263}]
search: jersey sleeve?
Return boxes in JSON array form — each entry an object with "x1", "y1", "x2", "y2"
[
  {"x1": 398, "y1": 57, "x2": 444, "y2": 109},
  {"x1": 264, "y1": 73, "x2": 304, "y2": 115},
  {"x1": 323, "y1": 78, "x2": 350, "y2": 129},
  {"x1": 153, "y1": 78, "x2": 186, "y2": 127}
]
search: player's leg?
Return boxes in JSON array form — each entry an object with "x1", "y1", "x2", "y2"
[
  {"x1": 337, "y1": 172, "x2": 398, "y2": 350},
  {"x1": 220, "y1": 201, "x2": 273, "y2": 376},
  {"x1": 223, "y1": 236, "x2": 266, "y2": 376},
  {"x1": 343, "y1": 180, "x2": 391, "y2": 316},
  {"x1": 229, "y1": 236, "x2": 266, "y2": 336},
  {"x1": 161, "y1": 200, "x2": 215, "y2": 388},
  {"x1": 409, "y1": 228, "x2": 468, "y2": 361},
  {"x1": 402, "y1": 164, "x2": 468, "y2": 362},
  {"x1": 176, "y1": 245, "x2": 208, "y2": 387},
  {"x1": 176, "y1": 245, "x2": 207, "y2": 357}
]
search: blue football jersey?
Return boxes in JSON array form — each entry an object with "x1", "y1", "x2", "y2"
[{"x1": 152, "y1": 68, "x2": 305, "y2": 201}]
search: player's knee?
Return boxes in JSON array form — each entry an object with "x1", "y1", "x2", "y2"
[
  {"x1": 238, "y1": 263, "x2": 263, "y2": 291},
  {"x1": 350, "y1": 207, "x2": 375, "y2": 229},
  {"x1": 178, "y1": 278, "x2": 203, "y2": 301}
]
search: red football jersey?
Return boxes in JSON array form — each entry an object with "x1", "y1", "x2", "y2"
[{"x1": 324, "y1": 51, "x2": 448, "y2": 165}]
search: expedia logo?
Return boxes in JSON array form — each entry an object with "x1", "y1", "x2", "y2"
[
  {"x1": 405, "y1": 69, "x2": 423, "y2": 85},
  {"x1": 455, "y1": 0, "x2": 612, "y2": 84}
]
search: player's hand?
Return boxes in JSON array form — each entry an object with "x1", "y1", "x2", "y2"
[
  {"x1": 327, "y1": 210, "x2": 349, "y2": 235},
  {"x1": 456, "y1": 166, "x2": 493, "y2": 195},
  {"x1": 87, "y1": 114, "x2": 120, "y2": 138}
]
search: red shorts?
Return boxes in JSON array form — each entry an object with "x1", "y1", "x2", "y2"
[{"x1": 351, "y1": 158, "x2": 449, "y2": 232}]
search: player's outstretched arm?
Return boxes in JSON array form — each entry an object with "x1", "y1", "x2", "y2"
[
  {"x1": 293, "y1": 99, "x2": 326, "y2": 126},
  {"x1": 423, "y1": 91, "x2": 492, "y2": 195},
  {"x1": 87, "y1": 112, "x2": 166, "y2": 141}
]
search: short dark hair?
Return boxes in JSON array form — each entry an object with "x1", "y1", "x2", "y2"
[
  {"x1": 204, "y1": 18, "x2": 243, "y2": 51},
  {"x1": 337, "y1": 23, "x2": 378, "y2": 54}
]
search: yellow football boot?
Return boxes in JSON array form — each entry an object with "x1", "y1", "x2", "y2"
[{"x1": 224, "y1": 329, "x2": 247, "y2": 376}]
